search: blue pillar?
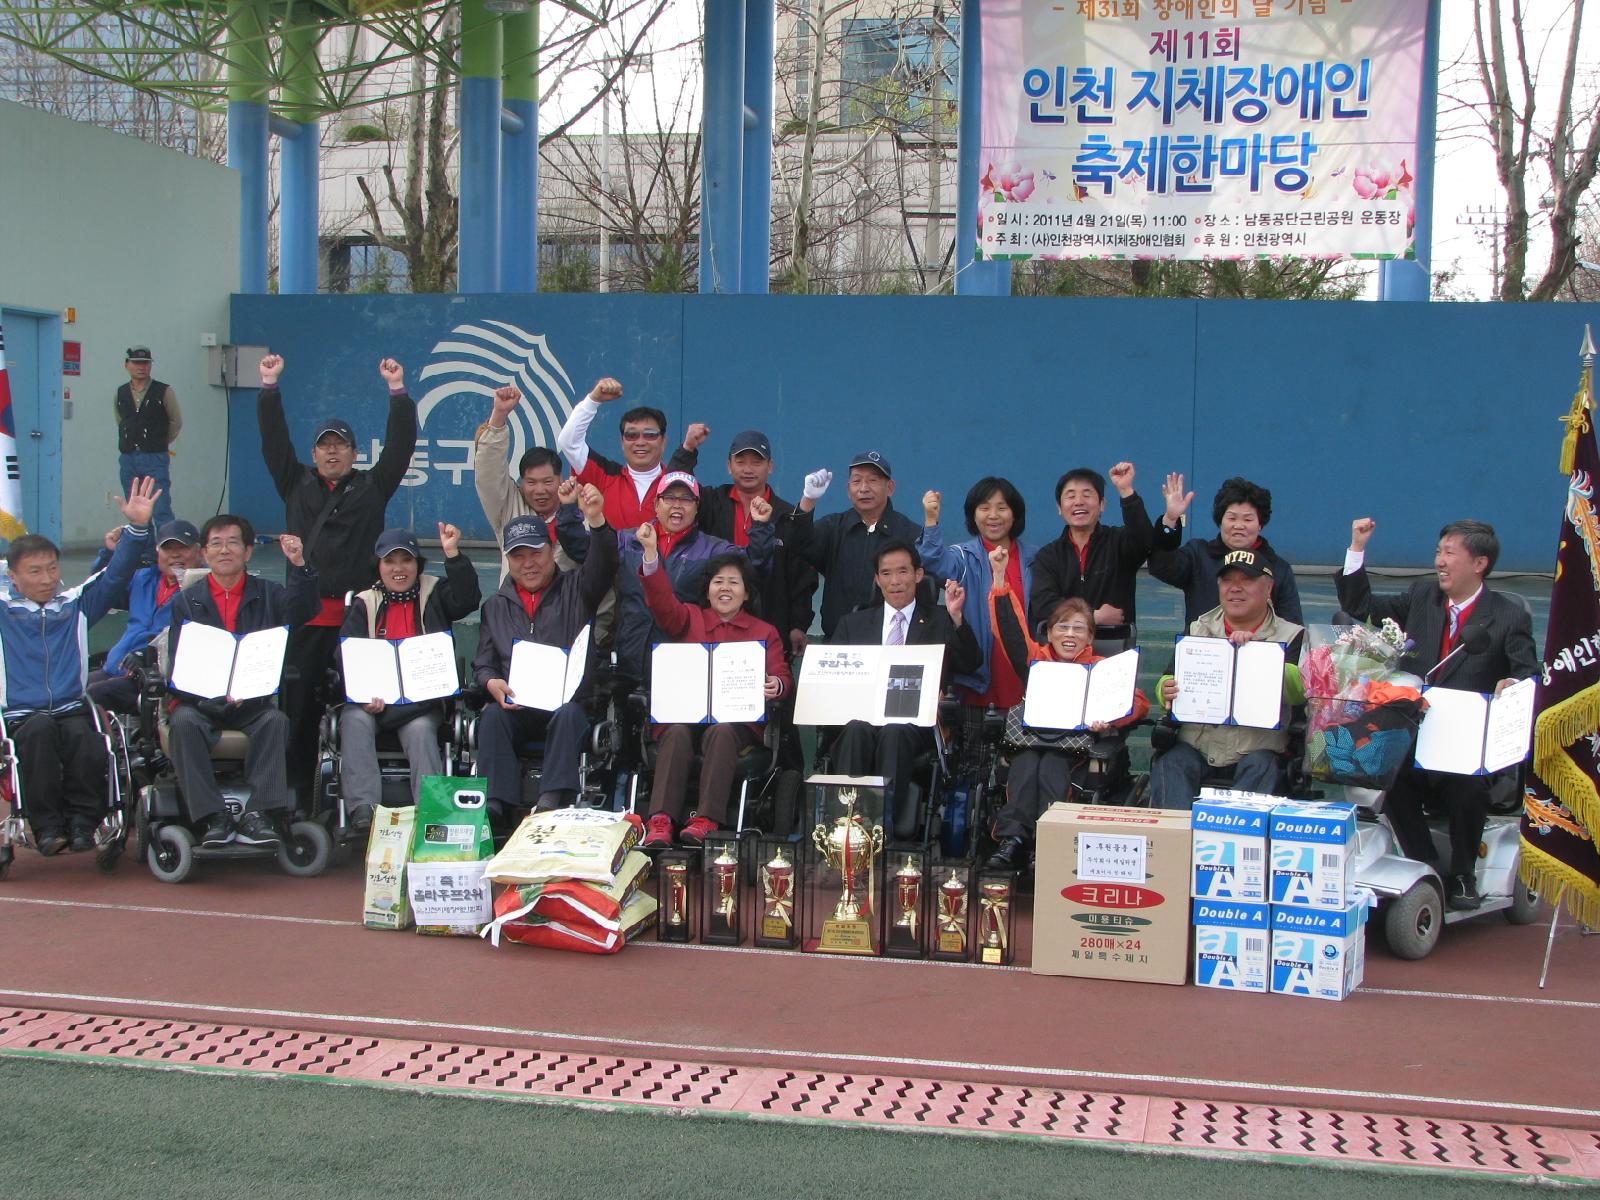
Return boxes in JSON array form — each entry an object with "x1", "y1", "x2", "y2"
[
  {"x1": 459, "y1": 0, "x2": 504, "y2": 294},
  {"x1": 501, "y1": 6, "x2": 539, "y2": 293},
  {"x1": 278, "y1": 122, "x2": 320, "y2": 293},
  {"x1": 954, "y1": 0, "x2": 1010, "y2": 296},
  {"x1": 228, "y1": 100, "x2": 270, "y2": 294},
  {"x1": 740, "y1": 0, "x2": 774, "y2": 294},
  {"x1": 700, "y1": 0, "x2": 745, "y2": 293},
  {"x1": 1379, "y1": 0, "x2": 1441, "y2": 302}
]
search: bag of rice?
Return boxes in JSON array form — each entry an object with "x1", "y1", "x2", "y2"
[
  {"x1": 409, "y1": 777, "x2": 494, "y2": 936},
  {"x1": 483, "y1": 886, "x2": 658, "y2": 955},
  {"x1": 480, "y1": 851, "x2": 650, "y2": 948},
  {"x1": 362, "y1": 805, "x2": 416, "y2": 930},
  {"x1": 482, "y1": 808, "x2": 643, "y2": 885}
]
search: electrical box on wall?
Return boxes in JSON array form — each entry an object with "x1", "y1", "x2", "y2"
[{"x1": 207, "y1": 344, "x2": 269, "y2": 388}]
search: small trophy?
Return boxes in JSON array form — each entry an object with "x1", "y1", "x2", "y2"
[
  {"x1": 977, "y1": 871, "x2": 1016, "y2": 966},
  {"x1": 932, "y1": 866, "x2": 972, "y2": 961},
  {"x1": 755, "y1": 839, "x2": 799, "y2": 949},
  {"x1": 808, "y1": 786, "x2": 885, "y2": 954},
  {"x1": 882, "y1": 849, "x2": 928, "y2": 959},
  {"x1": 656, "y1": 850, "x2": 694, "y2": 943},
  {"x1": 702, "y1": 833, "x2": 743, "y2": 945}
]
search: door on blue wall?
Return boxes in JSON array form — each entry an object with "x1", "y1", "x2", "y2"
[{"x1": 0, "y1": 309, "x2": 62, "y2": 543}]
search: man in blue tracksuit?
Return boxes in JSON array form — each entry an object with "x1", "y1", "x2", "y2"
[{"x1": 0, "y1": 479, "x2": 160, "y2": 855}]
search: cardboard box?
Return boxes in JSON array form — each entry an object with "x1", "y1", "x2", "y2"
[
  {"x1": 1191, "y1": 790, "x2": 1280, "y2": 902},
  {"x1": 1269, "y1": 801, "x2": 1357, "y2": 909},
  {"x1": 362, "y1": 805, "x2": 416, "y2": 930},
  {"x1": 1034, "y1": 803, "x2": 1192, "y2": 985},
  {"x1": 1270, "y1": 898, "x2": 1368, "y2": 1001},
  {"x1": 1192, "y1": 899, "x2": 1270, "y2": 993}
]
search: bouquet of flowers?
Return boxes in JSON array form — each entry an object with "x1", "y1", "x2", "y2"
[{"x1": 1300, "y1": 620, "x2": 1425, "y2": 788}]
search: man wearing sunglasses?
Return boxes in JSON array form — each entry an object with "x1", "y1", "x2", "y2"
[{"x1": 555, "y1": 377, "x2": 707, "y2": 530}]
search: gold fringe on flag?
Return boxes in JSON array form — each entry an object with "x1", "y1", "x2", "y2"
[
  {"x1": 1533, "y1": 743, "x2": 1600, "y2": 836},
  {"x1": 1520, "y1": 843, "x2": 1600, "y2": 930},
  {"x1": 1559, "y1": 357, "x2": 1594, "y2": 476}
]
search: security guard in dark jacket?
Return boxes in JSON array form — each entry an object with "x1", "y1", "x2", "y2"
[{"x1": 255, "y1": 352, "x2": 418, "y2": 806}]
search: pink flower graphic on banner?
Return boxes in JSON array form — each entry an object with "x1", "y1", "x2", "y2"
[{"x1": 994, "y1": 162, "x2": 1036, "y2": 202}]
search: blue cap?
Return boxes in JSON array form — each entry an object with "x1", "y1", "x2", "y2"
[
  {"x1": 374, "y1": 527, "x2": 420, "y2": 559},
  {"x1": 849, "y1": 449, "x2": 891, "y2": 479},
  {"x1": 155, "y1": 519, "x2": 200, "y2": 548},
  {"x1": 728, "y1": 430, "x2": 771, "y2": 459},
  {"x1": 502, "y1": 514, "x2": 551, "y2": 552},
  {"x1": 314, "y1": 418, "x2": 355, "y2": 446}
]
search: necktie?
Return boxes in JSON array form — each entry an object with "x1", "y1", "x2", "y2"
[
  {"x1": 888, "y1": 610, "x2": 907, "y2": 646},
  {"x1": 1448, "y1": 603, "x2": 1463, "y2": 639}
]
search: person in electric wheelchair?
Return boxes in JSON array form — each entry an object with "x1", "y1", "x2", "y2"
[
  {"x1": 983, "y1": 554, "x2": 1150, "y2": 870},
  {"x1": 86, "y1": 519, "x2": 205, "y2": 714},
  {"x1": 0, "y1": 478, "x2": 159, "y2": 856},
  {"x1": 473, "y1": 484, "x2": 615, "y2": 818},
  {"x1": 632, "y1": 527, "x2": 791, "y2": 849},
  {"x1": 336, "y1": 522, "x2": 481, "y2": 832},
  {"x1": 166, "y1": 515, "x2": 319, "y2": 848}
]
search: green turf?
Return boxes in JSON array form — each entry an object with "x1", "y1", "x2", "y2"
[{"x1": 0, "y1": 1055, "x2": 1568, "y2": 1199}]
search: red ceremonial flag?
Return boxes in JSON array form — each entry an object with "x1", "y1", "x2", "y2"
[{"x1": 1520, "y1": 328, "x2": 1600, "y2": 929}]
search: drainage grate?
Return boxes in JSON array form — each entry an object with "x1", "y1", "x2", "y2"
[{"x1": 0, "y1": 1006, "x2": 1592, "y2": 1182}]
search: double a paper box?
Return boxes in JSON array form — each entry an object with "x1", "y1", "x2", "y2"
[
  {"x1": 1269, "y1": 801, "x2": 1357, "y2": 908},
  {"x1": 1191, "y1": 791, "x2": 1280, "y2": 902},
  {"x1": 1034, "y1": 803, "x2": 1192, "y2": 985},
  {"x1": 1270, "y1": 897, "x2": 1368, "y2": 1001},
  {"x1": 1191, "y1": 899, "x2": 1269, "y2": 993},
  {"x1": 362, "y1": 805, "x2": 417, "y2": 930}
]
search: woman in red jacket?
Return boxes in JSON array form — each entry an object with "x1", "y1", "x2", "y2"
[
  {"x1": 985, "y1": 545, "x2": 1149, "y2": 870},
  {"x1": 635, "y1": 523, "x2": 791, "y2": 848}
]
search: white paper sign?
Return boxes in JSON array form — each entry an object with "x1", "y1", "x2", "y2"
[
  {"x1": 1022, "y1": 649, "x2": 1140, "y2": 730},
  {"x1": 793, "y1": 643, "x2": 946, "y2": 728},
  {"x1": 506, "y1": 624, "x2": 591, "y2": 712},
  {"x1": 407, "y1": 860, "x2": 493, "y2": 927},
  {"x1": 341, "y1": 638, "x2": 403, "y2": 705},
  {"x1": 1076, "y1": 832, "x2": 1147, "y2": 884},
  {"x1": 649, "y1": 641, "x2": 769, "y2": 724},
  {"x1": 397, "y1": 632, "x2": 460, "y2": 703},
  {"x1": 1171, "y1": 636, "x2": 1284, "y2": 730},
  {"x1": 1415, "y1": 678, "x2": 1536, "y2": 776},
  {"x1": 709, "y1": 641, "x2": 767, "y2": 724},
  {"x1": 169, "y1": 621, "x2": 289, "y2": 701},
  {"x1": 342, "y1": 632, "x2": 459, "y2": 706}
]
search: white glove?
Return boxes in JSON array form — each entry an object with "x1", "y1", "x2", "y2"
[{"x1": 803, "y1": 469, "x2": 833, "y2": 501}]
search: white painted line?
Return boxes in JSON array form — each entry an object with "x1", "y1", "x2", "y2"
[
  {"x1": 1, "y1": 987, "x2": 1595, "y2": 1121},
  {"x1": 0, "y1": 896, "x2": 353, "y2": 927},
  {"x1": 1359, "y1": 986, "x2": 1600, "y2": 1011}
]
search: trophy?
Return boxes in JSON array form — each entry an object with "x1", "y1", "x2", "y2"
[
  {"x1": 882, "y1": 849, "x2": 928, "y2": 959},
  {"x1": 656, "y1": 850, "x2": 694, "y2": 943},
  {"x1": 933, "y1": 867, "x2": 971, "y2": 961},
  {"x1": 977, "y1": 872, "x2": 1016, "y2": 965},
  {"x1": 808, "y1": 786, "x2": 885, "y2": 954},
  {"x1": 702, "y1": 833, "x2": 743, "y2": 945},
  {"x1": 756, "y1": 841, "x2": 799, "y2": 949}
]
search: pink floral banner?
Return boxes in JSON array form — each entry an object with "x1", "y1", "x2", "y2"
[{"x1": 977, "y1": 0, "x2": 1426, "y2": 261}]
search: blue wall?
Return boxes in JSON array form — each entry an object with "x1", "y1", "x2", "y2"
[{"x1": 229, "y1": 294, "x2": 1600, "y2": 571}]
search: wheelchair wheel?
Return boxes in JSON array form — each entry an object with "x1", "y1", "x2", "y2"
[
  {"x1": 1383, "y1": 881, "x2": 1442, "y2": 960},
  {"x1": 278, "y1": 819, "x2": 332, "y2": 878},
  {"x1": 147, "y1": 825, "x2": 195, "y2": 884},
  {"x1": 1505, "y1": 881, "x2": 1541, "y2": 925},
  {"x1": 0, "y1": 842, "x2": 12, "y2": 881},
  {"x1": 95, "y1": 843, "x2": 122, "y2": 873}
]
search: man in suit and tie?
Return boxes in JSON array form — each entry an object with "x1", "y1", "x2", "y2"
[
  {"x1": 827, "y1": 541, "x2": 981, "y2": 839},
  {"x1": 1336, "y1": 518, "x2": 1538, "y2": 910}
]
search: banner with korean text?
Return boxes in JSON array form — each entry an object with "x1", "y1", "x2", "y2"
[{"x1": 978, "y1": 0, "x2": 1427, "y2": 261}]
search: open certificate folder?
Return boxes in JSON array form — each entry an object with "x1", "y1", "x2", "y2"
[
  {"x1": 169, "y1": 622, "x2": 290, "y2": 701},
  {"x1": 1021, "y1": 649, "x2": 1140, "y2": 730},
  {"x1": 506, "y1": 625, "x2": 591, "y2": 712},
  {"x1": 341, "y1": 632, "x2": 459, "y2": 705},
  {"x1": 649, "y1": 641, "x2": 767, "y2": 724},
  {"x1": 1170, "y1": 636, "x2": 1286, "y2": 730},
  {"x1": 1414, "y1": 678, "x2": 1537, "y2": 776},
  {"x1": 792, "y1": 643, "x2": 946, "y2": 728}
]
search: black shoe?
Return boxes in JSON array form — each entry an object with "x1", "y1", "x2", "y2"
[
  {"x1": 1447, "y1": 873, "x2": 1482, "y2": 911},
  {"x1": 348, "y1": 804, "x2": 374, "y2": 836},
  {"x1": 985, "y1": 836, "x2": 1029, "y2": 871},
  {"x1": 68, "y1": 827, "x2": 95, "y2": 853},
  {"x1": 234, "y1": 812, "x2": 282, "y2": 847},
  {"x1": 36, "y1": 831, "x2": 68, "y2": 857},
  {"x1": 199, "y1": 814, "x2": 233, "y2": 848}
]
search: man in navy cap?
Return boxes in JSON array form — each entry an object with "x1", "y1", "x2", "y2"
[
  {"x1": 87, "y1": 517, "x2": 205, "y2": 713},
  {"x1": 787, "y1": 449, "x2": 923, "y2": 639},
  {"x1": 115, "y1": 346, "x2": 181, "y2": 528},
  {"x1": 472, "y1": 483, "x2": 616, "y2": 819},
  {"x1": 255, "y1": 352, "x2": 418, "y2": 809}
]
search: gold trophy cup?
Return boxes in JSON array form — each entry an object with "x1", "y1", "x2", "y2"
[
  {"x1": 810, "y1": 788, "x2": 885, "y2": 954},
  {"x1": 663, "y1": 859, "x2": 689, "y2": 929},
  {"x1": 711, "y1": 843, "x2": 740, "y2": 933},
  {"x1": 979, "y1": 877, "x2": 1012, "y2": 964},
  {"x1": 760, "y1": 847, "x2": 795, "y2": 942},
  {"x1": 892, "y1": 854, "x2": 923, "y2": 947},
  {"x1": 937, "y1": 869, "x2": 969, "y2": 957}
]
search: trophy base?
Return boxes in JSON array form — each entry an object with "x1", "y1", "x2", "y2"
[
  {"x1": 760, "y1": 917, "x2": 795, "y2": 943},
  {"x1": 808, "y1": 917, "x2": 878, "y2": 955}
]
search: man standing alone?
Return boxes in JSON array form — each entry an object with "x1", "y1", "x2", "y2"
[{"x1": 115, "y1": 346, "x2": 180, "y2": 528}]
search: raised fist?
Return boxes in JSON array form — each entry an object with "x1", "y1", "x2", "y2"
[
  {"x1": 378, "y1": 358, "x2": 405, "y2": 388},
  {"x1": 802, "y1": 469, "x2": 832, "y2": 501},
  {"x1": 682, "y1": 422, "x2": 710, "y2": 452},
  {"x1": 922, "y1": 490, "x2": 941, "y2": 526},
  {"x1": 749, "y1": 495, "x2": 773, "y2": 523},
  {"x1": 1350, "y1": 517, "x2": 1376, "y2": 551},
  {"x1": 578, "y1": 483, "x2": 606, "y2": 525},
  {"x1": 636, "y1": 522, "x2": 659, "y2": 557},
  {"x1": 259, "y1": 354, "x2": 283, "y2": 387},
  {"x1": 437, "y1": 522, "x2": 461, "y2": 556},
  {"x1": 279, "y1": 533, "x2": 305, "y2": 567},
  {"x1": 1108, "y1": 461, "x2": 1136, "y2": 497},
  {"x1": 590, "y1": 377, "x2": 624, "y2": 403},
  {"x1": 491, "y1": 385, "x2": 520, "y2": 419}
]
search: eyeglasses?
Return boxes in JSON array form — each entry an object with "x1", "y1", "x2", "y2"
[
  {"x1": 659, "y1": 495, "x2": 697, "y2": 508},
  {"x1": 1050, "y1": 622, "x2": 1092, "y2": 636},
  {"x1": 622, "y1": 429, "x2": 663, "y2": 442},
  {"x1": 206, "y1": 539, "x2": 246, "y2": 551}
]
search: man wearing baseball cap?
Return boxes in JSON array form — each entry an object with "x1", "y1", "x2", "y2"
[
  {"x1": 88, "y1": 518, "x2": 204, "y2": 713},
  {"x1": 787, "y1": 449, "x2": 923, "y2": 638},
  {"x1": 1150, "y1": 547, "x2": 1305, "y2": 809},
  {"x1": 255, "y1": 352, "x2": 418, "y2": 809},
  {"x1": 472, "y1": 484, "x2": 616, "y2": 820},
  {"x1": 115, "y1": 346, "x2": 181, "y2": 528}
]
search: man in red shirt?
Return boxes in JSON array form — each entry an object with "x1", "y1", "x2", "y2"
[{"x1": 166, "y1": 515, "x2": 320, "y2": 849}]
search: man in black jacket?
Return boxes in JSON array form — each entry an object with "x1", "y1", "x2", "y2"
[
  {"x1": 827, "y1": 542, "x2": 980, "y2": 839},
  {"x1": 473, "y1": 484, "x2": 615, "y2": 817},
  {"x1": 167, "y1": 515, "x2": 321, "y2": 848},
  {"x1": 787, "y1": 450, "x2": 924, "y2": 639},
  {"x1": 1027, "y1": 463, "x2": 1156, "y2": 635},
  {"x1": 256, "y1": 352, "x2": 418, "y2": 806},
  {"x1": 1335, "y1": 517, "x2": 1538, "y2": 910}
]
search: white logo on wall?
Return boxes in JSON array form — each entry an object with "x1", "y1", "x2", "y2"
[{"x1": 396, "y1": 319, "x2": 576, "y2": 488}]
